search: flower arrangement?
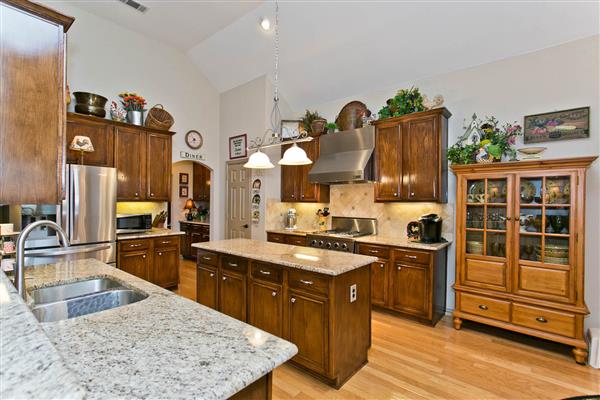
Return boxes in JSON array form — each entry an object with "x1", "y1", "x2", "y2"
[
  {"x1": 118, "y1": 92, "x2": 147, "y2": 111},
  {"x1": 378, "y1": 87, "x2": 425, "y2": 119},
  {"x1": 447, "y1": 115, "x2": 522, "y2": 165}
]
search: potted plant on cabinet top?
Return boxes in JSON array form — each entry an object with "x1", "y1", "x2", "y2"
[
  {"x1": 326, "y1": 122, "x2": 338, "y2": 134},
  {"x1": 300, "y1": 109, "x2": 327, "y2": 137},
  {"x1": 447, "y1": 114, "x2": 522, "y2": 164},
  {"x1": 119, "y1": 92, "x2": 147, "y2": 126},
  {"x1": 377, "y1": 87, "x2": 425, "y2": 119}
]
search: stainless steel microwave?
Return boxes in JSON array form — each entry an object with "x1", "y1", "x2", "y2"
[{"x1": 116, "y1": 214, "x2": 152, "y2": 234}]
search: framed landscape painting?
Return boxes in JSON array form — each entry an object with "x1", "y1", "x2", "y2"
[{"x1": 524, "y1": 107, "x2": 590, "y2": 144}]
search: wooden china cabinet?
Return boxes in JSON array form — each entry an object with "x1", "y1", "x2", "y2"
[{"x1": 452, "y1": 157, "x2": 597, "y2": 364}]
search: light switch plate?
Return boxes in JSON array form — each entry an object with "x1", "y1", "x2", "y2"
[{"x1": 350, "y1": 284, "x2": 357, "y2": 303}]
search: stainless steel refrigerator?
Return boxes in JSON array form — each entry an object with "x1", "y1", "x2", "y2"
[{"x1": 20, "y1": 164, "x2": 117, "y2": 266}]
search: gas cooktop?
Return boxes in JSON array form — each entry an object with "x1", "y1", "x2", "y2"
[{"x1": 307, "y1": 217, "x2": 377, "y2": 252}]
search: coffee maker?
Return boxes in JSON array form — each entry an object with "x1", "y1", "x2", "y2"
[
  {"x1": 407, "y1": 214, "x2": 443, "y2": 243},
  {"x1": 285, "y1": 208, "x2": 297, "y2": 230}
]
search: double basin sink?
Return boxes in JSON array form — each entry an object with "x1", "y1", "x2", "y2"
[{"x1": 29, "y1": 277, "x2": 148, "y2": 323}]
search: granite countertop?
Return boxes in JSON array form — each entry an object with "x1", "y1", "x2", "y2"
[
  {"x1": 355, "y1": 235, "x2": 453, "y2": 251},
  {"x1": 180, "y1": 220, "x2": 210, "y2": 226},
  {"x1": 193, "y1": 239, "x2": 377, "y2": 276},
  {"x1": 117, "y1": 228, "x2": 185, "y2": 240},
  {"x1": 7, "y1": 259, "x2": 297, "y2": 400},
  {"x1": 0, "y1": 272, "x2": 86, "y2": 400},
  {"x1": 266, "y1": 229, "x2": 315, "y2": 237}
]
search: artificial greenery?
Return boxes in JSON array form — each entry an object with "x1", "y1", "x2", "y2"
[
  {"x1": 325, "y1": 122, "x2": 337, "y2": 132},
  {"x1": 378, "y1": 87, "x2": 425, "y2": 119},
  {"x1": 447, "y1": 116, "x2": 522, "y2": 164},
  {"x1": 300, "y1": 110, "x2": 324, "y2": 134}
]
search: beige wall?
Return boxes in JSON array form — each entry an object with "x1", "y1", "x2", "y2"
[{"x1": 293, "y1": 35, "x2": 600, "y2": 329}]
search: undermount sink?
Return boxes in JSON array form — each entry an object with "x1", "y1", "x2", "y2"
[{"x1": 28, "y1": 278, "x2": 148, "y2": 323}]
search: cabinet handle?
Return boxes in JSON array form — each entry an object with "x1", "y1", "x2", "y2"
[
  {"x1": 161, "y1": 240, "x2": 170, "y2": 244},
  {"x1": 209, "y1": 273, "x2": 214, "y2": 277},
  {"x1": 222, "y1": 276, "x2": 227, "y2": 281},
  {"x1": 536, "y1": 317, "x2": 548, "y2": 323},
  {"x1": 299, "y1": 279, "x2": 313, "y2": 286},
  {"x1": 478, "y1": 304, "x2": 488, "y2": 310},
  {"x1": 228, "y1": 262, "x2": 238, "y2": 267},
  {"x1": 405, "y1": 255, "x2": 417, "y2": 259},
  {"x1": 291, "y1": 297, "x2": 296, "y2": 303},
  {"x1": 368, "y1": 250, "x2": 379, "y2": 254},
  {"x1": 130, "y1": 244, "x2": 142, "y2": 248},
  {"x1": 202, "y1": 256, "x2": 212, "y2": 260},
  {"x1": 259, "y1": 270, "x2": 271, "y2": 275},
  {"x1": 272, "y1": 291, "x2": 277, "y2": 297}
]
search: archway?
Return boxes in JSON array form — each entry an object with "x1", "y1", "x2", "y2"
[{"x1": 171, "y1": 160, "x2": 213, "y2": 235}]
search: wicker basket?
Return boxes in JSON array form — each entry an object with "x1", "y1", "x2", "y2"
[{"x1": 145, "y1": 104, "x2": 174, "y2": 131}]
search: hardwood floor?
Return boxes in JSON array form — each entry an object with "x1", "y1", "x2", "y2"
[{"x1": 174, "y1": 259, "x2": 600, "y2": 399}]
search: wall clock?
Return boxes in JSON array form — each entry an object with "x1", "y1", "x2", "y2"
[{"x1": 185, "y1": 130, "x2": 203, "y2": 149}]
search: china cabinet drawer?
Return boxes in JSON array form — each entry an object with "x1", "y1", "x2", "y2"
[
  {"x1": 393, "y1": 248, "x2": 430, "y2": 265},
  {"x1": 357, "y1": 244, "x2": 390, "y2": 259},
  {"x1": 197, "y1": 250, "x2": 219, "y2": 266},
  {"x1": 464, "y1": 258, "x2": 507, "y2": 289},
  {"x1": 459, "y1": 293, "x2": 510, "y2": 322},
  {"x1": 512, "y1": 303, "x2": 576, "y2": 338},
  {"x1": 289, "y1": 269, "x2": 329, "y2": 296},
  {"x1": 221, "y1": 256, "x2": 248, "y2": 273},
  {"x1": 252, "y1": 262, "x2": 283, "y2": 284},
  {"x1": 517, "y1": 265, "x2": 569, "y2": 298},
  {"x1": 120, "y1": 239, "x2": 149, "y2": 251}
]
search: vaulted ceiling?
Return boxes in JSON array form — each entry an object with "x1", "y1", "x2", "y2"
[{"x1": 71, "y1": 1, "x2": 599, "y2": 110}]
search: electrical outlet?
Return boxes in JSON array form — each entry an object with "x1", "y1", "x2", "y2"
[{"x1": 349, "y1": 284, "x2": 357, "y2": 303}]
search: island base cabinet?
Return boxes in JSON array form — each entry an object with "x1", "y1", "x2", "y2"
[
  {"x1": 229, "y1": 372, "x2": 272, "y2": 400},
  {"x1": 117, "y1": 236, "x2": 180, "y2": 288},
  {"x1": 195, "y1": 250, "x2": 372, "y2": 389}
]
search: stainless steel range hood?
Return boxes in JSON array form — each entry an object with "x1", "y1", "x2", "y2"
[{"x1": 308, "y1": 125, "x2": 374, "y2": 184}]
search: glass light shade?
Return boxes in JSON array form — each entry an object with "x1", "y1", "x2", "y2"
[
  {"x1": 69, "y1": 135, "x2": 94, "y2": 153},
  {"x1": 279, "y1": 143, "x2": 312, "y2": 165},
  {"x1": 244, "y1": 149, "x2": 274, "y2": 169},
  {"x1": 183, "y1": 199, "x2": 195, "y2": 210}
]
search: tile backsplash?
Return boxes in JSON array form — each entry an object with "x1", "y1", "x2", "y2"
[{"x1": 266, "y1": 183, "x2": 454, "y2": 239}]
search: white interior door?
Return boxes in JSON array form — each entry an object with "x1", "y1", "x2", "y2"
[{"x1": 226, "y1": 161, "x2": 251, "y2": 239}]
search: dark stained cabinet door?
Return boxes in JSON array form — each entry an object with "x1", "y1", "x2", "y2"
[
  {"x1": 371, "y1": 261, "x2": 388, "y2": 307},
  {"x1": 287, "y1": 290, "x2": 328, "y2": 375},
  {"x1": 66, "y1": 116, "x2": 114, "y2": 166},
  {"x1": 197, "y1": 265, "x2": 218, "y2": 308},
  {"x1": 280, "y1": 143, "x2": 298, "y2": 202},
  {"x1": 119, "y1": 250, "x2": 150, "y2": 281},
  {"x1": 153, "y1": 246, "x2": 179, "y2": 288},
  {"x1": 249, "y1": 280, "x2": 283, "y2": 337},
  {"x1": 392, "y1": 262, "x2": 429, "y2": 318},
  {"x1": 115, "y1": 126, "x2": 145, "y2": 200},
  {"x1": 374, "y1": 124, "x2": 401, "y2": 201},
  {"x1": 402, "y1": 116, "x2": 439, "y2": 201},
  {"x1": 193, "y1": 163, "x2": 211, "y2": 201},
  {"x1": 147, "y1": 133, "x2": 171, "y2": 201},
  {"x1": 219, "y1": 271, "x2": 247, "y2": 321}
]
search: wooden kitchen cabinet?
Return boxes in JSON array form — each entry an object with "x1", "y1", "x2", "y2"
[
  {"x1": 249, "y1": 280, "x2": 283, "y2": 337},
  {"x1": 180, "y1": 222, "x2": 210, "y2": 259},
  {"x1": 117, "y1": 235, "x2": 180, "y2": 288},
  {"x1": 0, "y1": 0, "x2": 73, "y2": 204},
  {"x1": 146, "y1": 133, "x2": 171, "y2": 201},
  {"x1": 115, "y1": 126, "x2": 146, "y2": 200},
  {"x1": 266, "y1": 232, "x2": 308, "y2": 246},
  {"x1": 196, "y1": 265, "x2": 217, "y2": 308},
  {"x1": 391, "y1": 262, "x2": 429, "y2": 317},
  {"x1": 219, "y1": 270, "x2": 247, "y2": 321},
  {"x1": 452, "y1": 157, "x2": 597, "y2": 364},
  {"x1": 370, "y1": 261, "x2": 388, "y2": 307},
  {"x1": 193, "y1": 163, "x2": 211, "y2": 202},
  {"x1": 280, "y1": 139, "x2": 329, "y2": 203},
  {"x1": 372, "y1": 108, "x2": 450, "y2": 203},
  {"x1": 66, "y1": 113, "x2": 114, "y2": 166}
]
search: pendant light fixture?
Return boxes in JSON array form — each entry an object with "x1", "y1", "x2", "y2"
[{"x1": 244, "y1": 1, "x2": 313, "y2": 169}]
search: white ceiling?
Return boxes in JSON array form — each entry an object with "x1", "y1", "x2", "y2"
[
  {"x1": 65, "y1": 0, "x2": 263, "y2": 50},
  {"x1": 70, "y1": 1, "x2": 599, "y2": 110}
]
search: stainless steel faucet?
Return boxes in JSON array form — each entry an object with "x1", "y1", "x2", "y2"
[{"x1": 15, "y1": 220, "x2": 70, "y2": 299}]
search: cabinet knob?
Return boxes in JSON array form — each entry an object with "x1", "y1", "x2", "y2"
[
  {"x1": 291, "y1": 297, "x2": 296, "y2": 303},
  {"x1": 150, "y1": 193, "x2": 155, "y2": 197},
  {"x1": 397, "y1": 266, "x2": 402, "y2": 270},
  {"x1": 478, "y1": 304, "x2": 488, "y2": 310},
  {"x1": 379, "y1": 264, "x2": 384, "y2": 269},
  {"x1": 272, "y1": 291, "x2": 277, "y2": 297},
  {"x1": 410, "y1": 192, "x2": 415, "y2": 197},
  {"x1": 209, "y1": 273, "x2": 214, "y2": 277},
  {"x1": 291, "y1": 195, "x2": 295, "y2": 198},
  {"x1": 158, "y1": 252, "x2": 162, "y2": 256},
  {"x1": 135, "y1": 192, "x2": 139, "y2": 197},
  {"x1": 393, "y1": 192, "x2": 398, "y2": 197},
  {"x1": 222, "y1": 276, "x2": 227, "y2": 281},
  {"x1": 301, "y1": 195, "x2": 304, "y2": 198},
  {"x1": 536, "y1": 316, "x2": 548, "y2": 323},
  {"x1": 142, "y1": 255, "x2": 146, "y2": 259}
]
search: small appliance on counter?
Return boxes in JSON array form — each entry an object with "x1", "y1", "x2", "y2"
[
  {"x1": 285, "y1": 208, "x2": 297, "y2": 230},
  {"x1": 116, "y1": 213, "x2": 152, "y2": 234},
  {"x1": 407, "y1": 214, "x2": 443, "y2": 243}
]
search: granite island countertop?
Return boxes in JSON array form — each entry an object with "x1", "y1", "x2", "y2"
[
  {"x1": 6, "y1": 259, "x2": 297, "y2": 400},
  {"x1": 193, "y1": 239, "x2": 377, "y2": 276},
  {"x1": 117, "y1": 227, "x2": 185, "y2": 240}
]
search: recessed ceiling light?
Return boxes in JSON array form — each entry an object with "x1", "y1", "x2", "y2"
[{"x1": 259, "y1": 17, "x2": 271, "y2": 31}]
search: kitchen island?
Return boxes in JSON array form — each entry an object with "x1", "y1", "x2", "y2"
[
  {"x1": 193, "y1": 238, "x2": 378, "y2": 388},
  {"x1": 1, "y1": 259, "x2": 297, "y2": 400}
]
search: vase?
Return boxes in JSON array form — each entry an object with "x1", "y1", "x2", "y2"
[
  {"x1": 127, "y1": 110, "x2": 144, "y2": 126},
  {"x1": 310, "y1": 119, "x2": 327, "y2": 137}
]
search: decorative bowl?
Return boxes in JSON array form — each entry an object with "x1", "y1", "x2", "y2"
[
  {"x1": 466, "y1": 241, "x2": 483, "y2": 254},
  {"x1": 74, "y1": 104, "x2": 106, "y2": 118},
  {"x1": 517, "y1": 147, "x2": 547, "y2": 160},
  {"x1": 73, "y1": 91, "x2": 108, "y2": 117}
]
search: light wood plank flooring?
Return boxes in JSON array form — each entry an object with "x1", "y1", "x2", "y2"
[{"x1": 175, "y1": 259, "x2": 599, "y2": 399}]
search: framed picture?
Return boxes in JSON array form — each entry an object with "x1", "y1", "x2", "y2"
[
  {"x1": 280, "y1": 120, "x2": 305, "y2": 140},
  {"x1": 179, "y1": 173, "x2": 189, "y2": 185},
  {"x1": 524, "y1": 107, "x2": 590, "y2": 144},
  {"x1": 229, "y1": 134, "x2": 247, "y2": 159},
  {"x1": 179, "y1": 186, "x2": 188, "y2": 198}
]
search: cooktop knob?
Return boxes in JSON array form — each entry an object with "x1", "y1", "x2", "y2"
[
  {"x1": 333, "y1": 242, "x2": 340, "y2": 248},
  {"x1": 341, "y1": 243, "x2": 348, "y2": 250},
  {"x1": 325, "y1": 242, "x2": 332, "y2": 249},
  {"x1": 318, "y1": 240, "x2": 324, "y2": 247},
  {"x1": 310, "y1": 239, "x2": 317, "y2": 246}
]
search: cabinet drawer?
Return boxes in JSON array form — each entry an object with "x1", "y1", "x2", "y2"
[
  {"x1": 289, "y1": 269, "x2": 329, "y2": 296},
  {"x1": 459, "y1": 293, "x2": 510, "y2": 322},
  {"x1": 267, "y1": 233, "x2": 286, "y2": 244},
  {"x1": 221, "y1": 256, "x2": 248, "y2": 273},
  {"x1": 286, "y1": 235, "x2": 307, "y2": 247},
  {"x1": 120, "y1": 239, "x2": 149, "y2": 251},
  {"x1": 252, "y1": 262, "x2": 283, "y2": 284},
  {"x1": 393, "y1": 248, "x2": 430, "y2": 265},
  {"x1": 512, "y1": 303, "x2": 576, "y2": 338},
  {"x1": 153, "y1": 236, "x2": 179, "y2": 248},
  {"x1": 357, "y1": 244, "x2": 390, "y2": 259},
  {"x1": 197, "y1": 250, "x2": 218, "y2": 266}
]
